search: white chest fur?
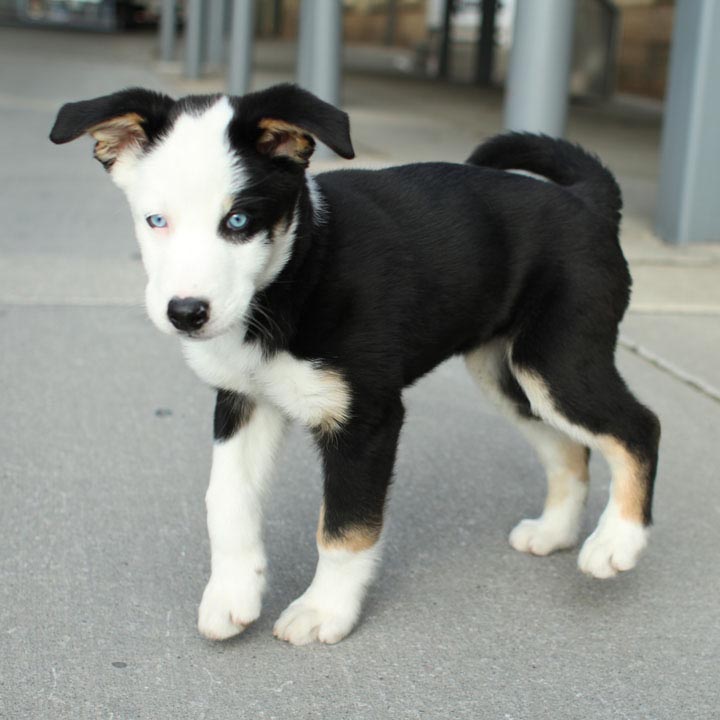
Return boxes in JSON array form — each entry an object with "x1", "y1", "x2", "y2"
[{"x1": 181, "y1": 332, "x2": 351, "y2": 432}]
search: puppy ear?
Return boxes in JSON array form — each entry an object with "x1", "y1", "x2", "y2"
[
  {"x1": 50, "y1": 88, "x2": 174, "y2": 169},
  {"x1": 256, "y1": 118, "x2": 318, "y2": 164},
  {"x1": 235, "y1": 83, "x2": 355, "y2": 164}
]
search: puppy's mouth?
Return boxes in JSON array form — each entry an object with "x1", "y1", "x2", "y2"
[
  {"x1": 177, "y1": 328, "x2": 211, "y2": 340},
  {"x1": 172, "y1": 315, "x2": 246, "y2": 342},
  {"x1": 173, "y1": 323, "x2": 222, "y2": 341}
]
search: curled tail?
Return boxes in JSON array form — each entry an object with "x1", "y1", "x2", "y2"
[{"x1": 467, "y1": 132, "x2": 622, "y2": 228}]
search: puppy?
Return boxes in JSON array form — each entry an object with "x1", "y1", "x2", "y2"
[{"x1": 50, "y1": 84, "x2": 659, "y2": 645}]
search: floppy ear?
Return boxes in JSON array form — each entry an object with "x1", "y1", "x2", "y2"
[
  {"x1": 49, "y1": 88, "x2": 175, "y2": 169},
  {"x1": 234, "y1": 83, "x2": 355, "y2": 165}
]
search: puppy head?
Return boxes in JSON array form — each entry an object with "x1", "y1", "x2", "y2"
[{"x1": 50, "y1": 84, "x2": 354, "y2": 339}]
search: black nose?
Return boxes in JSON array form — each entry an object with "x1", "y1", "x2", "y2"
[{"x1": 167, "y1": 297, "x2": 210, "y2": 332}]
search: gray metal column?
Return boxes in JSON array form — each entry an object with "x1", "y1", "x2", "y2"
[
  {"x1": 206, "y1": 0, "x2": 226, "y2": 68},
  {"x1": 296, "y1": 0, "x2": 315, "y2": 90},
  {"x1": 475, "y1": 0, "x2": 497, "y2": 86},
  {"x1": 184, "y1": 0, "x2": 204, "y2": 79},
  {"x1": 308, "y1": 0, "x2": 343, "y2": 105},
  {"x1": 437, "y1": 0, "x2": 453, "y2": 79},
  {"x1": 503, "y1": 0, "x2": 576, "y2": 137},
  {"x1": 384, "y1": 0, "x2": 398, "y2": 46},
  {"x1": 272, "y1": 0, "x2": 283, "y2": 36},
  {"x1": 227, "y1": 0, "x2": 256, "y2": 95},
  {"x1": 657, "y1": 0, "x2": 720, "y2": 245},
  {"x1": 159, "y1": 0, "x2": 177, "y2": 62}
]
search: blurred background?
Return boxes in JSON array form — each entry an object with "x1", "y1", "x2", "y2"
[
  {"x1": 0, "y1": 0, "x2": 675, "y2": 97},
  {"x1": 2, "y1": 0, "x2": 717, "y2": 249},
  {"x1": 1, "y1": 2, "x2": 718, "y2": 719}
]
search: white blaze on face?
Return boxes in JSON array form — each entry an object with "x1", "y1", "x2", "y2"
[{"x1": 111, "y1": 96, "x2": 279, "y2": 338}]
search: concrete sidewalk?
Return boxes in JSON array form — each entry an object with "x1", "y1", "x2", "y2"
[{"x1": 1, "y1": 27, "x2": 718, "y2": 720}]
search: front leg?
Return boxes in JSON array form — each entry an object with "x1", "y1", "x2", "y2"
[
  {"x1": 198, "y1": 391, "x2": 286, "y2": 640},
  {"x1": 274, "y1": 396, "x2": 405, "y2": 645}
]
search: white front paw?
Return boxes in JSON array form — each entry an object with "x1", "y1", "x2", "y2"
[
  {"x1": 197, "y1": 570, "x2": 265, "y2": 641},
  {"x1": 273, "y1": 598, "x2": 359, "y2": 646},
  {"x1": 509, "y1": 516, "x2": 580, "y2": 556},
  {"x1": 578, "y1": 513, "x2": 648, "y2": 579}
]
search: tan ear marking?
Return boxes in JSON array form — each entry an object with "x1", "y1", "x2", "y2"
[
  {"x1": 257, "y1": 118, "x2": 314, "y2": 163},
  {"x1": 88, "y1": 112, "x2": 146, "y2": 166}
]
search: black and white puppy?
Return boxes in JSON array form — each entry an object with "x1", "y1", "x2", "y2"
[{"x1": 50, "y1": 84, "x2": 660, "y2": 645}]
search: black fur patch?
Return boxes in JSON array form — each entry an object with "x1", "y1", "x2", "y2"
[{"x1": 213, "y1": 390, "x2": 255, "y2": 442}]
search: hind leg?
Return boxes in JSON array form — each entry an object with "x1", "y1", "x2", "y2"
[
  {"x1": 465, "y1": 342, "x2": 589, "y2": 556},
  {"x1": 510, "y1": 345, "x2": 660, "y2": 578},
  {"x1": 508, "y1": 422, "x2": 589, "y2": 555},
  {"x1": 576, "y1": 431, "x2": 658, "y2": 577}
]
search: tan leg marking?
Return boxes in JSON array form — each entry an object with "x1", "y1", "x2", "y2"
[
  {"x1": 597, "y1": 437, "x2": 648, "y2": 524},
  {"x1": 514, "y1": 412, "x2": 590, "y2": 510},
  {"x1": 544, "y1": 443, "x2": 589, "y2": 508},
  {"x1": 316, "y1": 503, "x2": 381, "y2": 553}
]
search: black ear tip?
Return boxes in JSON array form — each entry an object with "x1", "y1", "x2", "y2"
[
  {"x1": 49, "y1": 127, "x2": 66, "y2": 144},
  {"x1": 338, "y1": 144, "x2": 355, "y2": 160},
  {"x1": 324, "y1": 136, "x2": 354, "y2": 160},
  {"x1": 336, "y1": 113, "x2": 354, "y2": 159},
  {"x1": 49, "y1": 125, "x2": 70, "y2": 145},
  {"x1": 49, "y1": 103, "x2": 79, "y2": 144}
]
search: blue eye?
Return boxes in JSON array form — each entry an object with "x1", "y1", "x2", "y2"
[
  {"x1": 146, "y1": 214, "x2": 168, "y2": 229},
  {"x1": 226, "y1": 212, "x2": 249, "y2": 231}
]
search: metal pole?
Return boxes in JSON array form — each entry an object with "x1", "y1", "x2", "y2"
[
  {"x1": 228, "y1": 0, "x2": 256, "y2": 95},
  {"x1": 657, "y1": 0, "x2": 720, "y2": 244},
  {"x1": 437, "y1": 0, "x2": 453, "y2": 79},
  {"x1": 159, "y1": 0, "x2": 177, "y2": 62},
  {"x1": 603, "y1": 3, "x2": 620, "y2": 99},
  {"x1": 272, "y1": 0, "x2": 283, "y2": 36},
  {"x1": 206, "y1": 0, "x2": 226, "y2": 68},
  {"x1": 296, "y1": 0, "x2": 315, "y2": 89},
  {"x1": 308, "y1": 0, "x2": 342, "y2": 106},
  {"x1": 184, "y1": 0, "x2": 204, "y2": 79},
  {"x1": 474, "y1": 0, "x2": 497, "y2": 86},
  {"x1": 503, "y1": 0, "x2": 576, "y2": 137},
  {"x1": 384, "y1": 0, "x2": 398, "y2": 46}
]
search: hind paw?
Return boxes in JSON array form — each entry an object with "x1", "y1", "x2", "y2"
[
  {"x1": 578, "y1": 512, "x2": 648, "y2": 578},
  {"x1": 509, "y1": 515, "x2": 580, "y2": 556}
]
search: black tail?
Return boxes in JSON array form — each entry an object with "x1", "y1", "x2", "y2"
[{"x1": 467, "y1": 132, "x2": 622, "y2": 228}]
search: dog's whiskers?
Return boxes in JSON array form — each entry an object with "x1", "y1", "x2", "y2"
[{"x1": 246, "y1": 300, "x2": 282, "y2": 346}]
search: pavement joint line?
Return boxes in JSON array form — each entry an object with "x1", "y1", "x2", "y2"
[
  {"x1": 629, "y1": 257, "x2": 720, "y2": 267},
  {"x1": 628, "y1": 305, "x2": 720, "y2": 316},
  {"x1": 619, "y1": 334, "x2": 720, "y2": 405}
]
